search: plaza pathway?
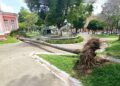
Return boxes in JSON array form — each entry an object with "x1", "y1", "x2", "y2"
[{"x1": 0, "y1": 42, "x2": 68, "y2": 86}]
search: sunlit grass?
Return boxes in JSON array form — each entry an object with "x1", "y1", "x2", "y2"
[
  {"x1": 95, "y1": 34, "x2": 117, "y2": 38},
  {"x1": 0, "y1": 36, "x2": 19, "y2": 44},
  {"x1": 38, "y1": 54, "x2": 120, "y2": 86},
  {"x1": 105, "y1": 41, "x2": 120, "y2": 59}
]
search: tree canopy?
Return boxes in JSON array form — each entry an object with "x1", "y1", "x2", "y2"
[
  {"x1": 18, "y1": 7, "x2": 39, "y2": 32},
  {"x1": 87, "y1": 20, "x2": 104, "y2": 31}
]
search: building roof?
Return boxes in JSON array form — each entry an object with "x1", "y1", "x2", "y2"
[
  {"x1": 0, "y1": 7, "x2": 17, "y2": 16},
  {"x1": 0, "y1": 11, "x2": 17, "y2": 16}
]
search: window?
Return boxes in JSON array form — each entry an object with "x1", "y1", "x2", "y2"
[
  {"x1": 4, "y1": 20, "x2": 9, "y2": 31},
  {"x1": 11, "y1": 20, "x2": 15, "y2": 30}
]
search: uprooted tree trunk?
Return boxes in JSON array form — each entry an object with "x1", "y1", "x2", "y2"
[{"x1": 73, "y1": 38, "x2": 101, "y2": 74}]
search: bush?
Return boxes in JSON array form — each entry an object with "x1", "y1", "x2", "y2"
[
  {"x1": 87, "y1": 20, "x2": 105, "y2": 31},
  {"x1": 10, "y1": 29, "x2": 26, "y2": 37},
  {"x1": 46, "y1": 36, "x2": 83, "y2": 44}
]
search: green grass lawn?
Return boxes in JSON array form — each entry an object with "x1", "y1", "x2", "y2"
[
  {"x1": 38, "y1": 54, "x2": 79, "y2": 75},
  {"x1": 105, "y1": 41, "x2": 120, "y2": 59},
  {"x1": 95, "y1": 34, "x2": 117, "y2": 38},
  {"x1": 81, "y1": 63, "x2": 120, "y2": 86},
  {"x1": 0, "y1": 36, "x2": 19, "y2": 44},
  {"x1": 46, "y1": 36, "x2": 83, "y2": 44},
  {"x1": 38, "y1": 54, "x2": 120, "y2": 86}
]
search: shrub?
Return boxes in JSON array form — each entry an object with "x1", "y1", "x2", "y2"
[{"x1": 46, "y1": 36, "x2": 83, "y2": 44}]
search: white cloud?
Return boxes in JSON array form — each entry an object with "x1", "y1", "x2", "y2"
[
  {"x1": 19, "y1": 0, "x2": 28, "y2": 8},
  {"x1": 0, "y1": 0, "x2": 15, "y2": 13},
  {"x1": 93, "y1": 0, "x2": 108, "y2": 15}
]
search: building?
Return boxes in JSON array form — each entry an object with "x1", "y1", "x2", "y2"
[{"x1": 0, "y1": 9, "x2": 18, "y2": 40}]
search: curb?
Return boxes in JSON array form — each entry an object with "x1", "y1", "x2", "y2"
[{"x1": 31, "y1": 53, "x2": 82, "y2": 86}]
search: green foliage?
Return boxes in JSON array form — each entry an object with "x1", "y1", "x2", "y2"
[
  {"x1": 0, "y1": 36, "x2": 19, "y2": 44},
  {"x1": 46, "y1": 36, "x2": 83, "y2": 44},
  {"x1": 24, "y1": 12, "x2": 38, "y2": 30},
  {"x1": 72, "y1": 17, "x2": 86, "y2": 32},
  {"x1": 25, "y1": 0, "x2": 48, "y2": 20},
  {"x1": 81, "y1": 63, "x2": 120, "y2": 86},
  {"x1": 95, "y1": 34, "x2": 117, "y2": 38},
  {"x1": 10, "y1": 29, "x2": 26, "y2": 37},
  {"x1": 106, "y1": 41, "x2": 120, "y2": 58},
  {"x1": 46, "y1": 0, "x2": 66, "y2": 28},
  {"x1": 39, "y1": 54, "x2": 120, "y2": 86},
  {"x1": 87, "y1": 20, "x2": 105, "y2": 31},
  {"x1": 35, "y1": 18, "x2": 43, "y2": 26},
  {"x1": 67, "y1": 2, "x2": 93, "y2": 32},
  {"x1": 25, "y1": 0, "x2": 94, "y2": 33},
  {"x1": 18, "y1": 7, "x2": 30, "y2": 22},
  {"x1": 85, "y1": 4, "x2": 93, "y2": 15},
  {"x1": 19, "y1": 22, "x2": 26, "y2": 30},
  {"x1": 18, "y1": 7, "x2": 40, "y2": 35}
]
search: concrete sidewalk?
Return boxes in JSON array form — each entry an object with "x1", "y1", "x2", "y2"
[{"x1": 0, "y1": 42, "x2": 68, "y2": 86}]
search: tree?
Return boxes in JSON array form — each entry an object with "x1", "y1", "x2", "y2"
[
  {"x1": 25, "y1": 0, "x2": 50, "y2": 21},
  {"x1": 45, "y1": 0, "x2": 81, "y2": 35},
  {"x1": 19, "y1": 22, "x2": 26, "y2": 31},
  {"x1": 100, "y1": 0, "x2": 120, "y2": 39},
  {"x1": 18, "y1": 7, "x2": 29, "y2": 22},
  {"x1": 74, "y1": 38, "x2": 101, "y2": 74},
  {"x1": 72, "y1": 17, "x2": 86, "y2": 33},
  {"x1": 24, "y1": 13, "x2": 38, "y2": 32},
  {"x1": 25, "y1": 0, "x2": 94, "y2": 35},
  {"x1": 87, "y1": 20, "x2": 104, "y2": 34},
  {"x1": 67, "y1": 1, "x2": 93, "y2": 33},
  {"x1": 18, "y1": 7, "x2": 39, "y2": 32}
]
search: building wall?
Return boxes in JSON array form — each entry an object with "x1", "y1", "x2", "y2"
[
  {"x1": 3, "y1": 13, "x2": 18, "y2": 33},
  {"x1": 0, "y1": 12, "x2": 18, "y2": 40}
]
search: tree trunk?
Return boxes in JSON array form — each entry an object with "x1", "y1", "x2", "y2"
[
  {"x1": 118, "y1": 34, "x2": 120, "y2": 41},
  {"x1": 19, "y1": 37, "x2": 81, "y2": 54},
  {"x1": 58, "y1": 29, "x2": 62, "y2": 36},
  {"x1": 76, "y1": 28, "x2": 78, "y2": 33}
]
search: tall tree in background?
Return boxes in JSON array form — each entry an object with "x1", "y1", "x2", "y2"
[
  {"x1": 24, "y1": 13, "x2": 38, "y2": 32},
  {"x1": 25, "y1": 0, "x2": 49, "y2": 22},
  {"x1": 45, "y1": 0, "x2": 82, "y2": 35},
  {"x1": 18, "y1": 7, "x2": 38, "y2": 32},
  {"x1": 25, "y1": 0, "x2": 94, "y2": 35},
  {"x1": 18, "y1": 7, "x2": 30, "y2": 23},
  {"x1": 67, "y1": 0, "x2": 93, "y2": 33},
  {"x1": 101, "y1": 0, "x2": 120, "y2": 39},
  {"x1": 87, "y1": 20, "x2": 104, "y2": 34}
]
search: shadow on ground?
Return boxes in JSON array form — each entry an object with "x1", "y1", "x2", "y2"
[{"x1": 6, "y1": 74, "x2": 65, "y2": 86}]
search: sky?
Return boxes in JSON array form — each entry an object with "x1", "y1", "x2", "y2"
[
  {"x1": 0, "y1": 0, "x2": 107, "y2": 15},
  {"x1": 93, "y1": 0, "x2": 108, "y2": 15},
  {"x1": 0, "y1": 0, "x2": 28, "y2": 13}
]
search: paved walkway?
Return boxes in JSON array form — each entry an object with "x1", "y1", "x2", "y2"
[
  {"x1": 0, "y1": 42, "x2": 68, "y2": 86},
  {"x1": 54, "y1": 33, "x2": 91, "y2": 50}
]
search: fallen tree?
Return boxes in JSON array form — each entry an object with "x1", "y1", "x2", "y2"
[
  {"x1": 19, "y1": 37, "x2": 109, "y2": 74},
  {"x1": 19, "y1": 37, "x2": 81, "y2": 54}
]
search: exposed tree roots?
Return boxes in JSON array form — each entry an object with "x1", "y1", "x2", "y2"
[{"x1": 73, "y1": 38, "x2": 109, "y2": 74}]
